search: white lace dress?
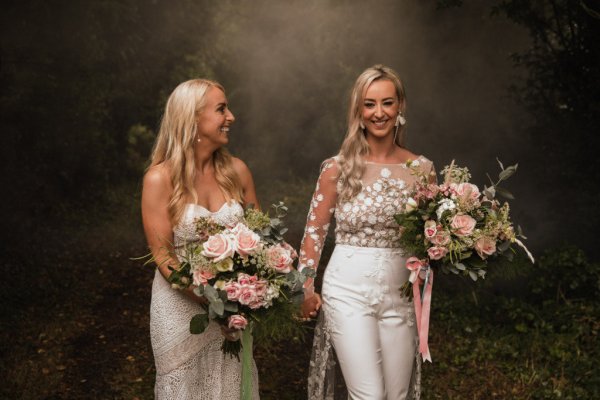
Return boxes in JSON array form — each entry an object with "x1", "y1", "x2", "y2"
[
  {"x1": 300, "y1": 156, "x2": 435, "y2": 400},
  {"x1": 150, "y1": 202, "x2": 259, "y2": 400}
]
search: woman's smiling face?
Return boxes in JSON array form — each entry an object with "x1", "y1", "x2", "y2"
[
  {"x1": 196, "y1": 86, "x2": 235, "y2": 147},
  {"x1": 361, "y1": 79, "x2": 400, "y2": 139}
]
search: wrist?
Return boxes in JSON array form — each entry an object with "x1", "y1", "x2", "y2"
[{"x1": 303, "y1": 285, "x2": 315, "y2": 299}]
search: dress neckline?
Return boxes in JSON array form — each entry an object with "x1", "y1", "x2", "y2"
[
  {"x1": 364, "y1": 155, "x2": 426, "y2": 166},
  {"x1": 187, "y1": 201, "x2": 233, "y2": 214}
]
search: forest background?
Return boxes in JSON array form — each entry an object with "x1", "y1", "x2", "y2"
[{"x1": 1, "y1": 0, "x2": 599, "y2": 399}]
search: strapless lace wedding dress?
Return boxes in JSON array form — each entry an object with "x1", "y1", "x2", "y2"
[{"x1": 150, "y1": 202, "x2": 259, "y2": 399}]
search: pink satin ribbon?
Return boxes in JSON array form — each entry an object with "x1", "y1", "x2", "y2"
[{"x1": 406, "y1": 257, "x2": 434, "y2": 362}]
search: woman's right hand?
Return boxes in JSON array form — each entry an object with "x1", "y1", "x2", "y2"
[{"x1": 301, "y1": 293, "x2": 322, "y2": 319}]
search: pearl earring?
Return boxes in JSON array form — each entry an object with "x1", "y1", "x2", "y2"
[{"x1": 359, "y1": 120, "x2": 365, "y2": 130}]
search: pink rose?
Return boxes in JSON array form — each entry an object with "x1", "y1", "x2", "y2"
[
  {"x1": 475, "y1": 236, "x2": 497, "y2": 259},
  {"x1": 232, "y1": 223, "x2": 262, "y2": 257},
  {"x1": 192, "y1": 268, "x2": 215, "y2": 286},
  {"x1": 266, "y1": 244, "x2": 293, "y2": 273},
  {"x1": 237, "y1": 273, "x2": 258, "y2": 285},
  {"x1": 455, "y1": 183, "x2": 480, "y2": 202},
  {"x1": 254, "y1": 280, "x2": 268, "y2": 298},
  {"x1": 238, "y1": 286, "x2": 258, "y2": 306},
  {"x1": 451, "y1": 214, "x2": 476, "y2": 236},
  {"x1": 430, "y1": 229, "x2": 451, "y2": 246},
  {"x1": 224, "y1": 282, "x2": 242, "y2": 301},
  {"x1": 248, "y1": 299, "x2": 264, "y2": 310},
  {"x1": 427, "y1": 246, "x2": 449, "y2": 260},
  {"x1": 202, "y1": 233, "x2": 235, "y2": 262},
  {"x1": 228, "y1": 314, "x2": 248, "y2": 330},
  {"x1": 424, "y1": 220, "x2": 437, "y2": 239}
]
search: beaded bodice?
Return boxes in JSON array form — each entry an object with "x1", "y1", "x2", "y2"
[{"x1": 298, "y1": 156, "x2": 435, "y2": 272}]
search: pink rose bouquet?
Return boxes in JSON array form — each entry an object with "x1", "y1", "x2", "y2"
[
  {"x1": 167, "y1": 202, "x2": 311, "y2": 362},
  {"x1": 394, "y1": 159, "x2": 534, "y2": 362}
]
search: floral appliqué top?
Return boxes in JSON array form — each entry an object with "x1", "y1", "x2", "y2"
[{"x1": 298, "y1": 155, "x2": 435, "y2": 278}]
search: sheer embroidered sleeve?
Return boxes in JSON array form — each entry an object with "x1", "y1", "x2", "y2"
[{"x1": 298, "y1": 158, "x2": 338, "y2": 296}]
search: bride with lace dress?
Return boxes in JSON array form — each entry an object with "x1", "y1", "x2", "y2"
[
  {"x1": 300, "y1": 65, "x2": 436, "y2": 400},
  {"x1": 142, "y1": 79, "x2": 260, "y2": 399}
]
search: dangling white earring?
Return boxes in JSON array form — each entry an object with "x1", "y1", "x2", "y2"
[
  {"x1": 197, "y1": 137, "x2": 202, "y2": 143},
  {"x1": 359, "y1": 120, "x2": 365, "y2": 130},
  {"x1": 395, "y1": 111, "x2": 406, "y2": 127}
]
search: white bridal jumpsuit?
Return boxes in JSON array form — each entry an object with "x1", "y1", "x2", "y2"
[{"x1": 301, "y1": 156, "x2": 435, "y2": 400}]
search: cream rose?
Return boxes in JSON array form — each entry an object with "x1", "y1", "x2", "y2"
[
  {"x1": 214, "y1": 258, "x2": 234, "y2": 272},
  {"x1": 405, "y1": 197, "x2": 418, "y2": 212},
  {"x1": 451, "y1": 214, "x2": 476, "y2": 236},
  {"x1": 202, "y1": 233, "x2": 235, "y2": 262},
  {"x1": 228, "y1": 314, "x2": 248, "y2": 330},
  {"x1": 475, "y1": 236, "x2": 497, "y2": 259}
]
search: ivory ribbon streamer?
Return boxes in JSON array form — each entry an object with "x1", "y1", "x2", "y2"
[
  {"x1": 406, "y1": 257, "x2": 434, "y2": 363},
  {"x1": 240, "y1": 324, "x2": 254, "y2": 400}
]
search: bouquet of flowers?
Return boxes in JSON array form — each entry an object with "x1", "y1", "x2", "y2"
[
  {"x1": 394, "y1": 159, "x2": 534, "y2": 362},
  {"x1": 168, "y1": 202, "x2": 310, "y2": 350},
  {"x1": 166, "y1": 202, "x2": 312, "y2": 399}
]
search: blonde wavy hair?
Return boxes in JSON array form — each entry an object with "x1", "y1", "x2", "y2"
[
  {"x1": 337, "y1": 64, "x2": 407, "y2": 201},
  {"x1": 149, "y1": 79, "x2": 243, "y2": 226}
]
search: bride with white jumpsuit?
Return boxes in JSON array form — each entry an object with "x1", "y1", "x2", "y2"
[{"x1": 299, "y1": 65, "x2": 436, "y2": 400}]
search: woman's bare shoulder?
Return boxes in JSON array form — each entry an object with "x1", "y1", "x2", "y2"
[{"x1": 143, "y1": 163, "x2": 171, "y2": 190}]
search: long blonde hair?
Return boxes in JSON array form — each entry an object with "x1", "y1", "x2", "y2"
[
  {"x1": 337, "y1": 64, "x2": 407, "y2": 201},
  {"x1": 149, "y1": 79, "x2": 243, "y2": 225}
]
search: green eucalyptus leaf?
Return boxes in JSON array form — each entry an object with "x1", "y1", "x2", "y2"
[
  {"x1": 496, "y1": 158, "x2": 505, "y2": 170},
  {"x1": 455, "y1": 262, "x2": 466, "y2": 271},
  {"x1": 498, "y1": 164, "x2": 518, "y2": 181},
  {"x1": 495, "y1": 186, "x2": 515, "y2": 200},
  {"x1": 210, "y1": 299, "x2": 225, "y2": 316},
  {"x1": 203, "y1": 285, "x2": 218, "y2": 301},
  {"x1": 498, "y1": 240, "x2": 511, "y2": 252},
  {"x1": 190, "y1": 313, "x2": 209, "y2": 334},
  {"x1": 468, "y1": 270, "x2": 478, "y2": 281},
  {"x1": 469, "y1": 257, "x2": 486, "y2": 269},
  {"x1": 483, "y1": 186, "x2": 496, "y2": 199},
  {"x1": 224, "y1": 301, "x2": 238, "y2": 312}
]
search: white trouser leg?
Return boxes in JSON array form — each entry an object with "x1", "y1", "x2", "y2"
[{"x1": 322, "y1": 245, "x2": 416, "y2": 400}]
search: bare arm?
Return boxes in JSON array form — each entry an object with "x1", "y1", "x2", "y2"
[{"x1": 141, "y1": 165, "x2": 205, "y2": 304}]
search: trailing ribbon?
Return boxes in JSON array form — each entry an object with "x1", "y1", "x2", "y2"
[
  {"x1": 240, "y1": 324, "x2": 254, "y2": 400},
  {"x1": 406, "y1": 256, "x2": 434, "y2": 362}
]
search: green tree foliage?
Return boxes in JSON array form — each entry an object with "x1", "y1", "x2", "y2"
[{"x1": 490, "y1": 0, "x2": 600, "y2": 252}]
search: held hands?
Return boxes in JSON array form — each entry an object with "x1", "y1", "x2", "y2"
[{"x1": 301, "y1": 293, "x2": 322, "y2": 320}]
